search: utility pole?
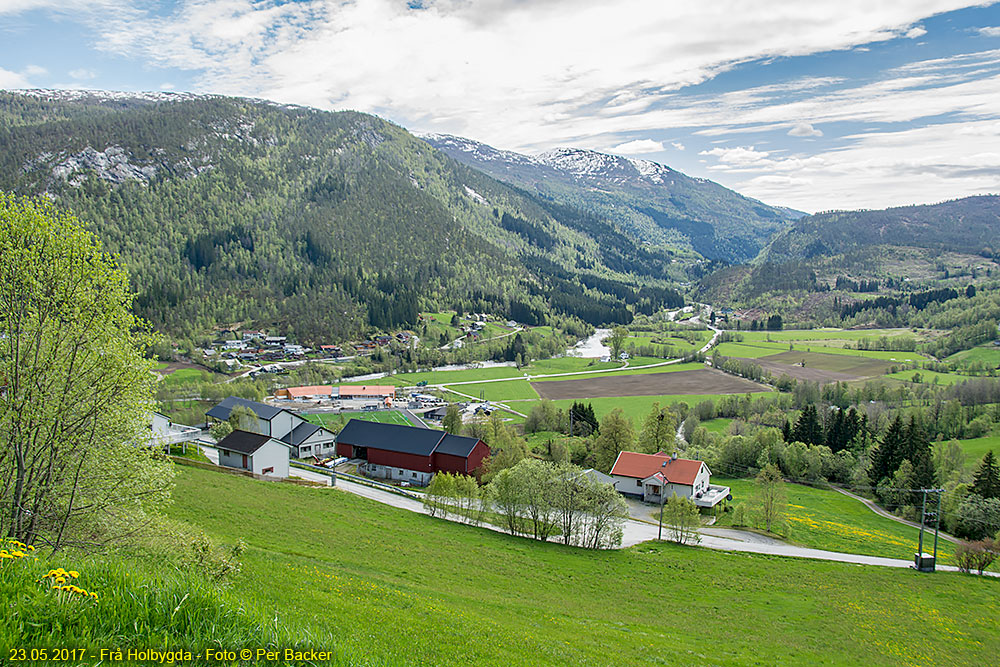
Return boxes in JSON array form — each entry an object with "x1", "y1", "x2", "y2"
[{"x1": 915, "y1": 488, "x2": 944, "y2": 572}]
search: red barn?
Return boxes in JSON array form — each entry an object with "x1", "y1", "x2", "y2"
[{"x1": 335, "y1": 419, "x2": 488, "y2": 485}]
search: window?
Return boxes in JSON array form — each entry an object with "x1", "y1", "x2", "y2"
[
  {"x1": 636, "y1": 479, "x2": 642, "y2": 487},
  {"x1": 412, "y1": 472, "x2": 417, "y2": 478}
]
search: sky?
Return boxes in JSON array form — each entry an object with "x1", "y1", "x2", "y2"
[{"x1": 1, "y1": 1, "x2": 1000, "y2": 213}]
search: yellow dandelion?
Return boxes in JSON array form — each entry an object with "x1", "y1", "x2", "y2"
[{"x1": 68, "y1": 571, "x2": 79, "y2": 578}]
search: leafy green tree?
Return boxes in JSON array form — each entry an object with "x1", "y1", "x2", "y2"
[
  {"x1": 0, "y1": 195, "x2": 171, "y2": 548},
  {"x1": 638, "y1": 403, "x2": 676, "y2": 455},
  {"x1": 209, "y1": 420, "x2": 233, "y2": 441},
  {"x1": 442, "y1": 404, "x2": 463, "y2": 435},
  {"x1": 605, "y1": 326, "x2": 629, "y2": 360},
  {"x1": 750, "y1": 464, "x2": 786, "y2": 533},
  {"x1": 932, "y1": 440, "x2": 966, "y2": 487},
  {"x1": 593, "y1": 408, "x2": 635, "y2": 472},
  {"x1": 972, "y1": 450, "x2": 1000, "y2": 500},
  {"x1": 661, "y1": 496, "x2": 701, "y2": 545}
]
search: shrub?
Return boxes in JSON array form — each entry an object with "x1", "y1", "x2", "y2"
[{"x1": 955, "y1": 538, "x2": 999, "y2": 575}]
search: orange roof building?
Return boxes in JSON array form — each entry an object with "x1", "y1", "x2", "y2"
[
  {"x1": 338, "y1": 385, "x2": 396, "y2": 398},
  {"x1": 274, "y1": 385, "x2": 334, "y2": 400},
  {"x1": 609, "y1": 451, "x2": 728, "y2": 507}
]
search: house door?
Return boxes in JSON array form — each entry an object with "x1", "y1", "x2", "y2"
[{"x1": 242, "y1": 454, "x2": 248, "y2": 469}]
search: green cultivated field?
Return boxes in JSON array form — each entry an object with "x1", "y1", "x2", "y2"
[
  {"x1": 306, "y1": 410, "x2": 412, "y2": 428},
  {"x1": 160, "y1": 466, "x2": 998, "y2": 666},
  {"x1": 886, "y1": 369, "x2": 975, "y2": 386},
  {"x1": 700, "y1": 418, "x2": 735, "y2": 434},
  {"x1": 531, "y1": 360, "x2": 703, "y2": 382},
  {"x1": 713, "y1": 478, "x2": 958, "y2": 564},
  {"x1": 548, "y1": 392, "x2": 782, "y2": 425},
  {"x1": 947, "y1": 344, "x2": 1000, "y2": 366},
  {"x1": 939, "y1": 435, "x2": 1000, "y2": 467},
  {"x1": 444, "y1": 380, "x2": 539, "y2": 401},
  {"x1": 739, "y1": 328, "x2": 920, "y2": 343}
]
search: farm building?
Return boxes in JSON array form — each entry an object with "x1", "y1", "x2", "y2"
[
  {"x1": 335, "y1": 419, "x2": 489, "y2": 485},
  {"x1": 338, "y1": 385, "x2": 395, "y2": 399},
  {"x1": 274, "y1": 385, "x2": 338, "y2": 400},
  {"x1": 609, "y1": 451, "x2": 730, "y2": 508},
  {"x1": 206, "y1": 397, "x2": 337, "y2": 459},
  {"x1": 216, "y1": 430, "x2": 290, "y2": 479}
]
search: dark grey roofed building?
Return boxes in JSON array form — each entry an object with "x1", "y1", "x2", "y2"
[
  {"x1": 436, "y1": 433, "x2": 482, "y2": 458},
  {"x1": 206, "y1": 396, "x2": 284, "y2": 422},
  {"x1": 281, "y1": 421, "x2": 321, "y2": 447},
  {"x1": 336, "y1": 419, "x2": 445, "y2": 457},
  {"x1": 215, "y1": 430, "x2": 274, "y2": 455}
]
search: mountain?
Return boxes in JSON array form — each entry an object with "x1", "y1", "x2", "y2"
[
  {"x1": 759, "y1": 195, "x2": 1000, "y2": 263},
  {"x1": 422, "y1": 133, "x2": 803, "y2": 263},
  {"x1": 0, "y1": 90, "x2": 684, "y2": 340}
]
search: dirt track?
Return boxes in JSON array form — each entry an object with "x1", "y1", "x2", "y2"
[{"x1": 532, "y1": 368, "x2": 769, "y2": 399}]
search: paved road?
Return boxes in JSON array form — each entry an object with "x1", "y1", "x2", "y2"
[
  {"x1": 401, "y1": 408, "x2": 429, "y2": 428},
  {"x1": 320, "y1": 471, "x2": 995, "y2": 576},
  {"x1": 832, "y1": 485, "x2": 960, "y2": 545}
]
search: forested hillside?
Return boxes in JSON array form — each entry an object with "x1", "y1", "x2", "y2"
[
  {"x1": 423, "y1": 133, "x2": 802, "y2": 262},
  {"x1": 0, "y1": 91, "x2": 684, "y2": 341},
  {"x1": 760, "y1": 195, "x2": 1000, "y2": 263}
]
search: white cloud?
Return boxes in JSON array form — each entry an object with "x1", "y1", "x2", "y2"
[
  {"x1": 88, "y1": 0, "x2": 986, "y2": 152},
  {"x1": 788, "y1": 122, "x2": 823, "y2": 137},
  {"x1": 69, "y1": 68, "x2": 96, "y2": 80},
  {"x1": 160, "y1": 82, "x2": 176, "y2": 90},
  {"x1": 23, "y1": 64, "x2": 47, "y2": 77},
  {"x1": 906, "y1": 25, "x2": 928, "y2": 38},
  {"x1": 671, "y1": 141, "x2": 686, "y2": 151},
  {"x1": 715, "y1": 119, "x2": 1000, "y2": 211},
  {"x1": 610, "y1": 139, "x2": 665, "y2": 154},
  {"x1": 976, "y1": 26, "x2": 1000, "y2": 37},
  {"x1": 0, "y1": 67, "x2": 30, "y2": 88}
]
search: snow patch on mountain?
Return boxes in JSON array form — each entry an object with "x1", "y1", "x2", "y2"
[{"x1": 419, "y1": 133, "x2": 541, "y2": 167}]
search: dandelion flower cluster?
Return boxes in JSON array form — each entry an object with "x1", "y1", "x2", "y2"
[
  {"x1": 0, "y1": 539, "x2": 34, "y2": 562},
  {"x1": 39, "y1": 568, "x2": 98, "y2": 602}
]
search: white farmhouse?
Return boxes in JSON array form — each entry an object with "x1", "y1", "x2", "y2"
[
  {"x1": 609, "y1": 451, "x2": 730, "y2": 508},
  {"x1": 215, "y1": 430, "x2": 290, "y2": 479},
  {"x1": 206, "y1": 397, "x2": 337, "y2": 459}
]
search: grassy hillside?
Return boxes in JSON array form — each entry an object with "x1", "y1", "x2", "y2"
[{"x1": 156, "y1": 465, "x2": 998, "y2": 666}]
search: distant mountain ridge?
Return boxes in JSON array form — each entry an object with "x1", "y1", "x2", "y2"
[
  {"x1": 0, "y1": 90, "x2": 686, "y2": 339},
  {"x1": 759, "y1": 195, "x2": 1000, "y2": 263},
  {"x1": 422, "y1": 133, "x2": 803, "y2": 263}
]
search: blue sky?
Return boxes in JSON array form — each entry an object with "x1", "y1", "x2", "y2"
[{"x1": 2, "y1": 0, "x2": 999, "y2": 212}]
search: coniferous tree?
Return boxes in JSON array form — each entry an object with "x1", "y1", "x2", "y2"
[
  {"x1": 869, "y1": 415, "x2": 906, "y2": 486},
  {"x1": 972, "y1": 450, "x2": 1000, "y2": 499},
  {"x1": 791, "y1": 404, "x2": 824, "y2": 446}
]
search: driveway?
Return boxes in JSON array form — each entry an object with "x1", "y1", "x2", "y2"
[{"x1": 321, "y1": 473, "x2": 995, "y2": 576}]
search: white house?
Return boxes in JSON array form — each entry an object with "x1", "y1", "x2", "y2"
[
  {"x1": 215, "y1": 430, "x2": 290, "y2": 479},
  {"x1": 206, "y1": 397, "x2": 337, "y2": 459},
  {"x1": 609, "y1": 451, "x2": 729, "y2": 508}
]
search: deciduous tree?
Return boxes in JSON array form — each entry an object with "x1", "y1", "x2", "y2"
[{"x1": 0, "y1": 195, "x2": 172, "y2": 549}]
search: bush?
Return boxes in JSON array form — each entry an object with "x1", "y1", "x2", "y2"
[{"x1": 955, "y1": 538, "x2": 999, "y2": 575}]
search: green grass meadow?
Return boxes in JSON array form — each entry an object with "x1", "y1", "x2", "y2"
[
  {"x1": 152, "y1": 466, "x2": 999, "y2": 666},
  {"x1": 714, "y1": 477, "x2": 956, "y2": 563}
]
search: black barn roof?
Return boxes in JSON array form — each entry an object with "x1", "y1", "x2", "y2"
[
  {"x1": 336, "y1": 419, "x2": 445, "y2": 457},
  {"x1": 436, "y1": 433, "x2": 483, "y2": 458}
]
